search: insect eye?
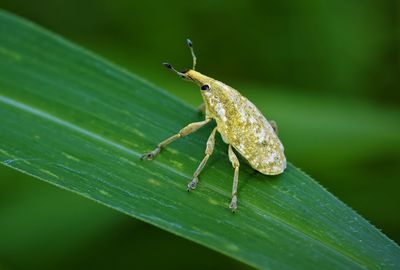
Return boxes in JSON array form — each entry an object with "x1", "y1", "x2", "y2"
[{"x1": 201, "y1": 84, "x2": 210, "y2": 91}]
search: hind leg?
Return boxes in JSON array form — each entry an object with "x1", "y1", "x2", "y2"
[
  {"x1": 228, "y1": 145, "x2": 240, "y2": 212},
  {"x1": 269, "y1": 120, "x2": 278, "y2": 135}
]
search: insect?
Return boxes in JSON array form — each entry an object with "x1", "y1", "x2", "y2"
[{"x1": 141, "y1": 39, "x2": 286, "y2": 211}]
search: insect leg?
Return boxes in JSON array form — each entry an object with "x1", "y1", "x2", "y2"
[
  {"x1": 269, "y1": 120, "x2": 278, "y2": 135},
  {"x1": 197, "y1": 103, "x2": 205, "y2": 115},
  {"x1": 228, "y1": 145, "x2": 240, "y2": 212},
  {"x1": 187, "y1": 127, "x2": 217, "y2": 191},
  {"x1": 141, "y1": 118, "x2": 212, "y2": 160}
]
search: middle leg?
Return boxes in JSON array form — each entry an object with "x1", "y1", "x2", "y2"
[{"x1": 187, "y1": 127, "x2": 218, "y2": 191}]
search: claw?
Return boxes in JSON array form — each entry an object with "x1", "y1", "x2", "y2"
[
  {"x1": 140, "y1": 147, "x2": 160, "y2": 160},
  {"x1": 140, "y1": 152, "x2": 154, "y2": 160},
  {"x1": 187, "y1": 177, "x2": 198, "y2": 191},
  {"x1": 229, "y1": 195, "x2": 237, "y2": 213}
]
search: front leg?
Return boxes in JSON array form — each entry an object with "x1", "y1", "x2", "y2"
[
  {"x1": 141, "y1": 118, "x2": 212, "y2": 160},
  {"x1": 197, "y1": 103, "x2": 205, "y2": 115}
]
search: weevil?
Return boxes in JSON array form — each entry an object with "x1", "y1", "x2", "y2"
[{"x1": 141, "y1": 39, "x2": 286, "y2": 211}]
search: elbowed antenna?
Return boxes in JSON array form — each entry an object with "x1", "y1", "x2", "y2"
[
  {"x1": 162, "y1": 39, "x2": 196, "y2": 76},
  {"x1": 163, "y1": 62, "x2": 186, "y2": 77},
  {"x1": 187, "y1": 39, "x2": 197, "y2": 70}
]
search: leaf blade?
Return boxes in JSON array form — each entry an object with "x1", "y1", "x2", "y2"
[{"x1": 0, "y1": 10, "x2": 399, "y2": 270}]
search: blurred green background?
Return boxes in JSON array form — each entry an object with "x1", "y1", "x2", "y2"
[{"x1": 0, "y1": 1, "x2": 399, "y2": 269}]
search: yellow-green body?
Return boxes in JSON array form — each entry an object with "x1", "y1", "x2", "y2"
[
  {"x1": 186, "y1": 70, "x2": 286, "y2": 175},
  {"x1": 142, "y1": 39, "x2": 286, "y2": 211}
]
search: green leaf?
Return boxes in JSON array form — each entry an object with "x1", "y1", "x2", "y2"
[{"x1": 0, "y1": 10, "x2": 399, "y2": 270}]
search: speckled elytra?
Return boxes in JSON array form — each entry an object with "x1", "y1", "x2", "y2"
[{"x1": 141, "y1": 39, "x2": 286, "y2": 212}]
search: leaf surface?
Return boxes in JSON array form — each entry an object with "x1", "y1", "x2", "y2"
[{"x1": 0, "y1": 10, "x2": 399, "y2": 270}]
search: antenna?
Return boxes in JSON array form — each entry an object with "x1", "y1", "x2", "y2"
[
  {"x1": 163, "y1": 62, "x2": 186, "y2": 77},
  {"x1": 186, "y1": 39, "x2": 197, "y2": 70}
]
